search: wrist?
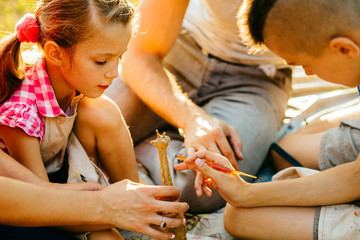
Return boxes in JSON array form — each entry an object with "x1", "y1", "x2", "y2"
[
  {"x1": 231, "y1": 180, "x2": 254, "y2": 208},
  {"x1": 76, "y1": 191, "x2": 116, "y2": 229},
  {"x1": 182, "y1": 105, "x2": 207, "y2": 133},
  {"x1": 92, "y1": 191, "x2": 112, "y2": 226}
]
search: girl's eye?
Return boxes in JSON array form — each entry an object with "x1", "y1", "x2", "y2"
[{"x1": 96, "y1": 60, "x2": 107, "y2": 65}]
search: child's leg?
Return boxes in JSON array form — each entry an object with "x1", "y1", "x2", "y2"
[
  {"x1": 87, "y1": 228, "x2": 123, "y2": 240},
  {"x1": 105, "y1": 75, "x2": 168, "y2": 144},
  {"x1": 271, "y1": 107, "x2": 360, "y2": 171},
  {"x1": 270, "y1": 130, "x2": 324, "y2": 171},
  {"x1": 224, "y1": 204, "x2": 316, "y2": 240},
  {"x1": 73, "y1": 96, "x2": 139, "y2": 183}
]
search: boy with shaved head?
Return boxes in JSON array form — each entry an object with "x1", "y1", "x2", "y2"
[
  {"x1": 175, "y1": 0, "x2": 360, "y2": 239},
  {"x1": 239, "y1": 0, "x2": 360, "y2": 87}
]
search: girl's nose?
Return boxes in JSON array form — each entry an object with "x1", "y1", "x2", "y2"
[{"x1": 105, "y1": 67, "x2": 119, "y2": 79}]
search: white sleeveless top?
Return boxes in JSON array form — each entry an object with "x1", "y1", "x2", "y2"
[{"x1": 183, "y1": 0, "x2": 285, "y2": 66}]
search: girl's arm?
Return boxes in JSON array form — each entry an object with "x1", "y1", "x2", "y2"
[
  {"x1": 0, "y1": 125, "x2": 49, "y2": 181},
  {"x1": 175, "y1": 150, "x2": 360, "y2": 208},
  {"x1": 0, "y1": 127, "x2": 103, "y2": 191}
]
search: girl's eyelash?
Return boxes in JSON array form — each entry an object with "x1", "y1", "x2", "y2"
[{"x1": 96, "y1": 60, "x2": 107, "y2": 65}]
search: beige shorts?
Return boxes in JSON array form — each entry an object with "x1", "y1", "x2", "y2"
[
  {"x1": 273, "y1": 167, "x2": 360, "y2": 240},
  {"x1": 317, "y1": 204, "x2": 360, "y2": 240}
]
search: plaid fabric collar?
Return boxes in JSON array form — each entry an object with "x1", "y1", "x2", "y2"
[{"x1": 25, "y1": 58, "x2": 66, "y2": 117}]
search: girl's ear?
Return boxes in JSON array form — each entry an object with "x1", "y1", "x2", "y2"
[
  {"x1": 328, "y1": 37, "x2": 360, "y2": 60},
  {"x1": 44, "y1": 41, "x2": 65, "y2": 66}
]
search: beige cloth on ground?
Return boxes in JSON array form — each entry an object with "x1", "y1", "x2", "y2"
[{"x1": 272, "y1": 167, "x2": 360, "y2": 240}]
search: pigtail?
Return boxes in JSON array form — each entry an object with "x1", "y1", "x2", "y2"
[
  {"x1": 0, "y1": 13, "x2": 40, "y2": 104},
  {"x1": 0, "y1": 34, "x2": 23, "y2": 103}
]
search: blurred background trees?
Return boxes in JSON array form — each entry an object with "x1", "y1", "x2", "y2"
[{"x1": 0, "y1": 0, "x2": 140, "y2": 38}]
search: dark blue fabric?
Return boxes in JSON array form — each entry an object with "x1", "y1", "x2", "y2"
[
  {"x1": 270, "y1": 142, "x2": 303, "y2": 167},
  {"x1": 0, "y1": 225, "x2": 77, "y2": 240}
]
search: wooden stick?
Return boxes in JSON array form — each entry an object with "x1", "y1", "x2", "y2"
[{"x1": 176, "y1": 155, "x2": 263, "y2": 181}]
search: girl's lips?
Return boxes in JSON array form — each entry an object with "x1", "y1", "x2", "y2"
[{"x1": 98, "y1": 85, "x2": 109, "y2": 90}]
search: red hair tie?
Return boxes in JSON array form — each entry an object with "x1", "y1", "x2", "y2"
[{"x1": 15, "y1": 14, "x2": 40, "y2": 43}]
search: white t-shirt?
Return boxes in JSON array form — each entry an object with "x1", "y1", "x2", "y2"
[{"x1": 183, "y1": 0, "x2": 285, "y2": 66}]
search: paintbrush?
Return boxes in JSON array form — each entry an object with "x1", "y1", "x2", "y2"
[{"x1": 176, "y1": 155, "x2": 263, "y2": 181}]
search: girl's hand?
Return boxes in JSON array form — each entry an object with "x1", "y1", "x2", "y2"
[
  {"x1": 175, "y1": 150, "x2": 248, "y2": 206},
  {"x1": 102, "y1": 180, "x2": 189, "y2": 240}
]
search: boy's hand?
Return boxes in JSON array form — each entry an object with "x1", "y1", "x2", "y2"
[{"x1": 175, "y1": 150, "x2": 247, "y2": 206}]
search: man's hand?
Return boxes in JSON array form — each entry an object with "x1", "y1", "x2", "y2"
[
  {"x1": 102, "y1": 180, "x2": 189, "y2": 240},
  {"x1": 184, "y1": 111, "x2": 243, "y2": 170}
]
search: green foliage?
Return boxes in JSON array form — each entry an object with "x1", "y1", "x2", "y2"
[
  {"x1": 0, "y1": 0, "x2": 37, "y2": 37},
  {"x1": 0, "y1": 0, "x2": 140, "y2": 38}
]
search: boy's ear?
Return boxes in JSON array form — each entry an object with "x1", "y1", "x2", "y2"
[
  {"x1": 43, "y1": 41, "x2": 65, "y2": 66},
  {"x1": 328, "y1": 37, "x2": 360, "y2": 59}
]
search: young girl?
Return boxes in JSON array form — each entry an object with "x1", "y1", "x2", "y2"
[{"x1": 0, "y1": 0, "x2": 138, "y2": 238}]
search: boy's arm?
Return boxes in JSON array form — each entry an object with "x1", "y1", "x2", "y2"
[
  {"x1": 245, "y1": 158, "x2": 360, "y2": 207},
  {"x1": 122, "y1": 0, "x2": 242, "y2": 167},
  {"x1": 179, "y1": 151, "x2": 360, "y2": 207}
]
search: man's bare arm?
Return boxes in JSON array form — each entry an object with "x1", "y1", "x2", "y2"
[{"x1": 123, "y1": 0, "x2": 242, "y2": 166}]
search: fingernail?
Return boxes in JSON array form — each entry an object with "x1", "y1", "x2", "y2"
[
  {"x1": 183, "y1": 218, "x2": 186, "y2": 224},
  {"x1": 171, "y1": 234, "x2": 175, "y2": 239},
  {"x1": 195, "y1": 158, "x2": 204, "y2": 167},
  {"x1": 196, "y1": 189, "x2": 201, "y2": 196}
]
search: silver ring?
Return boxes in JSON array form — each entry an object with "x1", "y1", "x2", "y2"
[{"x1": 160, "y1": 216, "x2": 166, "y2": 228}]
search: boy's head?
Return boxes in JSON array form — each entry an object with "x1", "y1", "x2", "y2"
[{"x1": 238, "y1": 0, "x2": 360, "y2": 87}]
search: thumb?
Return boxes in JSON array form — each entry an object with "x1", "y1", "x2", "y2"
[{"x1": 195, "y1": 158, "x2": 219, "y2": 181}]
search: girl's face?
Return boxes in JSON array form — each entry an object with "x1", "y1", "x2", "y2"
[{"x1": 61, "y1": 23, "x2": 133, "y2": 98}]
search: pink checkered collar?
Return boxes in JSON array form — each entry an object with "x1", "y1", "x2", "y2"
[{"x1": 26, "y1": 58, "x2": 66, "y2": 117}]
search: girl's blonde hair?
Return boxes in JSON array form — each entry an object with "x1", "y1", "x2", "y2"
[{"x1": 0, "y1": 0, "x2": 135, "y2": 103}]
